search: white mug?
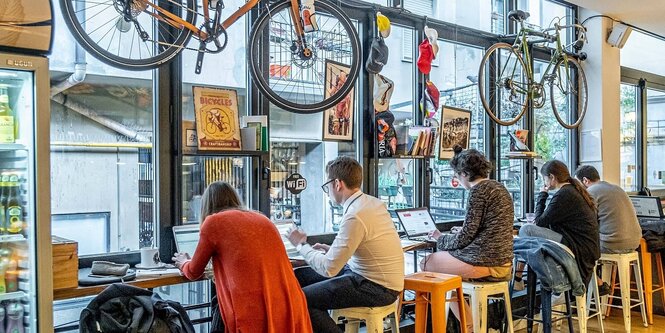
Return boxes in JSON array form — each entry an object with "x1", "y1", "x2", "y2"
[{"x1": 140, "y1": 248, "x2": 161, "y2": 268}]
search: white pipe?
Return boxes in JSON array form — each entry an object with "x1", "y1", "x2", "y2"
[{"x1": 50, "y1": 63, "x2": 87, "y2": 97}]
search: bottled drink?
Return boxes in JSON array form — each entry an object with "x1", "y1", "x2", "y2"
[
  {"x1": 300, "y1": 0, "x2": 319, "y2": 33},
  {"x1": 0, "y1": 174, "x2": 7, "y2": 235},
  {"x1": 0, "y1": 86, "x2": 14, "y2": 143},
  {"x1": 0, "y1": 304, "x2": 5, "y2": 333},
  {"x1": 4, "y1": 301, "x2": 23, "y2": 333},
  {"x1": 4, "y1": 257, "x2": 17, "y2": 293},
  {"x1": 0, "y1": 249, "x2": 8, "y2": 294},
  {"x1": 4, "y1": 175, "x2": 22, "y2": 235}
]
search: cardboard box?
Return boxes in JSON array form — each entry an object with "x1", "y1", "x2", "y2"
[{"x1": 52, "y1": 236, "x2": 78, "y2": 290}]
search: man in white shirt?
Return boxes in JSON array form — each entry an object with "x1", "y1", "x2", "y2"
[{"x1": 287, "y1": 156, "x2": 404, "y2": 333}]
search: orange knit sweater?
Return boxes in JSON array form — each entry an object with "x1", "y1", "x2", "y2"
[{"x1": 182, "y1": 210, "x2": 312, "y2": 333}]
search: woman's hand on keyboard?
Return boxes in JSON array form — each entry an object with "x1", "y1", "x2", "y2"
[{"x1": 428, "y1": 229, "x2": 442, "y2": 240}]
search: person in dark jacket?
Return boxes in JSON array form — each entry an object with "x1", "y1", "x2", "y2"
[
  {"x1": 518, "y1": 160, "x2": 600, "y2": 286},
  {"x1": 422, "y1": 146, "x2": 514, "y2": 332}
]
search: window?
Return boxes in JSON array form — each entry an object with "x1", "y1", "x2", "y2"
[
  {"x1": 429, "y1": 41, "x2": 486, "y2": 222},
  {"x1": 50, "y1": 0, "x2": 156, "y2": 253},
  {"x1": 620, "y1": 84, "x2": 638, "y2": 191},
  {"x1": 646, "y1": 88, "x2": 665, "y2": 189},
  {"x1": 517, "y1": 0, "x2": 571, "y2": 44},
  {"x1": 404, "y1": 0, "x2": 434, "y2": 16},
  {"x1": 433, "y1": 0, "x2": 505, "y2": 33},
  {"x1": 52, "y1": 213, "x2": 110, "y2": 255},
  {"x1": 622, "y1": 31, "x2": 665, "y2": 77}
]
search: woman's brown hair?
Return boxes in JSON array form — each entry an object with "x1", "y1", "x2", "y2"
[
  {"x1": 541, "y1": 160, "x2": 596, "y2": 211},
  {"x1": 200, "y1": 181, "x2": 243, "y2": 223}
]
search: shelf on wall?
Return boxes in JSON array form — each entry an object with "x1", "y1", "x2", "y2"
[
  {"x1": 505, "y1": 154, "x2": 541, "y2": 160},
  {"x1": 183, "y1": 150, "x2": 269, "y2": 157},
  {"x1": 378, "y1": 155, "x2": 435, "y2": 160}
]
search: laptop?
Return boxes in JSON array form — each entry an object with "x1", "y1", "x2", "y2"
[
  {"x1": 395, "y1": 207, "x2": 438, "y2": 243},
  {"x1": 172, "y1": 224, "x2": 201, "y2": 256},
  {"x1": 629, "y1": 195, "x2": 665, "y2": 222}
]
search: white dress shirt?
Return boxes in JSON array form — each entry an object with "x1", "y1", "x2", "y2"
[{"x1": 298, "y1": 191, "x2": 405, "y2": 291}]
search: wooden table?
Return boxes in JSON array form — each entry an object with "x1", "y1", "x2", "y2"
[{"x1": 53, "y1": 272, "x2": 193, "y2": 301}]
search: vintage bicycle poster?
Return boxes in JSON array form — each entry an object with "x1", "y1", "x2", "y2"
[
  {"x1": 193, "y1": 86, "x2": 241, "y2": 151},
  {"x1": 439, "y1": 106, "x2": 471, "y2": 160},
  {"x1": 322, "y1": 60, "x2": 354, "y2": 141}
]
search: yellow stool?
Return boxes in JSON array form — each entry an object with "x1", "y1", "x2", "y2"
[
  {"x1": 639, "y1": 238, "x2": 665, "y2": 325},
  {"x1": 402, "y1": 271, "x2": 467, "y2": 333}
]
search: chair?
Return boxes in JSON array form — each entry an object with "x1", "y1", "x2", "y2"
[
  {"x1": 330, "y1": 299, "x2": 400, "y2": 333},
  {"x1": 552, "y1": 264, "x2": 604, "y2": 333},
  {"x1": 639, "y1": 238, "x2": 665, "y2": 325},
  {"x1": 462, "y1": 280, "x2": 514, "y2": 333},
  {"x1": 599, "y1": 251, "x2": 648, "y2": 332},
  {"x1": 402, "y1": 271, "x2": 467, "y2": 333}
]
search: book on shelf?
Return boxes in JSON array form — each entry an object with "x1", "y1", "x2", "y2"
[
  {"x1": 241, "y1": 115, "x2": 268, "y2": 151},
  {"x1": 404, "y1": 126, "x2": 437, "y2": 156}
]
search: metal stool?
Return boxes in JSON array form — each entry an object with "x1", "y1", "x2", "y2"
[
  {"x1": 402, "y1": 271, "x2": 467, "y2": 333},
  {"x1": 462, "y1": 280, "x2": 514, "y2": 333},
  {"x1": 600, "y1": 251, "x2": 648, "y2": 332},
  {"x1": 330, "y1": 299, "x2": 400, "y2": 333}
]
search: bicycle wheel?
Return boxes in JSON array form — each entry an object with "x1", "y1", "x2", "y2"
[
  {"x1": 59, "y1": 0, "x2": 196, "y2": 70},
  {"x1": 549, "y1": 57, "x2": 588, "y2": 129},
  {"x1": 478, "y1": 43, "x2": 529, "y2": 126},
  {"x1": 248, "y1": 0, "x2": 361, "y2": 114}
]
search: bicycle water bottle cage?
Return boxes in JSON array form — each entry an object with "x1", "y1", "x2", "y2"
[{"x1": 508, "y1": 10, "x2": 530, "y2": 22}]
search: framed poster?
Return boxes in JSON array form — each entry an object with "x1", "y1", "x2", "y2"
[
  {"x1": 193, "y1": 86, "x2": 241, "y2": 151},
  {"x1": 322, "y1": 60, "x2": 354, "y2": 141},
  {"x1": 438, "y1": 106, "x2": 471, "y2": 160},
  {"x1": 182, "y1": 120, "x2": 197, "y2": 154}
]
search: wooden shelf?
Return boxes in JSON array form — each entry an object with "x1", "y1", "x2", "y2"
[
  {"x1": 182, "y1": 150, "x2": 269, "y2": 157},
  {"x1": 378, "y1": 155, "x2": 435, "y2": 160},
  {"x1": 506, "y1": 154, "x2": 540, "y2": 160}
]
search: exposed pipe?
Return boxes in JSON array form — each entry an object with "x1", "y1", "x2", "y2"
[
  {"x1": 49, "y1": 0, "x2": 87, "y2": 98},
  {"x1": 51, "y1": 93, "x2": 151, "y2": 142},
  {"x1": 51, "y1": 141, "x2": 153, "y2": 148}
]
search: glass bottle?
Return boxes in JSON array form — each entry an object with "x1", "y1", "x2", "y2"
[
  {"x1": 5, "y1": 175, "x2": 22, "y2": 235},
  {"x1": 0, "y1": 85, "x2": 14, "y2": 143}
]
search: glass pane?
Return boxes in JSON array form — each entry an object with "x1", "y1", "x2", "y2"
[
  {"x1": 517, "y1": 0, "x2": 570, "y2": 44},
  {"x1": 499, "y1": 123, "x2": 525, "y2": 217},
  {"x1": 181, "y1": 157, "x2": 251, "y2": 224},
  {"x1": 620, "y1": 84, "x2": 638, "y2": 191},
  {"x1": 429, "y1": 42, "x2": 485, "y2": 222},
  {"x1": 433, "y1": 0, "x2": 505, "y2": 33},
  {"x1": 646, "y1": 89, "x2": 665, "y2": 189},
  {"x1": 49, "y1": 0, "x2": 157, "y2": 254},
  {"x1": 621, "y1": 31, "x2": 665, "y2": 76},
  {"x1": 378, "y1": 159, "x2": 415, "y2": 212}
]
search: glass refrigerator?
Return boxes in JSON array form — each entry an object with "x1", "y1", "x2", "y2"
[{"x1": 0, "y1": 53, "x2": 52, "y2": 333}]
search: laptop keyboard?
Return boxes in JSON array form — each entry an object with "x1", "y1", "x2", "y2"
[{"x1": 639, "y1": 218, "x2": 665, "y2": 224}]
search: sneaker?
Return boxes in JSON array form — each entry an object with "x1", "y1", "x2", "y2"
[{"x1": 598, "y1": 282, "x2": 611, "y2": 296}]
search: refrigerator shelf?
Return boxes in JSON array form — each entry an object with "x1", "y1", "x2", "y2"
[
  {"x1": 0, "y1": 291, "x2": 27, "y2": 302},
  {"x1": 0, "y1": 144, "x2": 28, "y2": 151},
  {"x1": 0, "y1": 234, "x2": 27, "y2": 243}
]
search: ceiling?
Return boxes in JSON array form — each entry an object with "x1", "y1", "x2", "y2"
[{"x1": 566, "y1": 0, "x2": 665, "y2": 37}]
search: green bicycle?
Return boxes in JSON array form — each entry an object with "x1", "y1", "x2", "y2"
[{"x1": 478, "y1": 10, "x2": 588, "y2": 129}]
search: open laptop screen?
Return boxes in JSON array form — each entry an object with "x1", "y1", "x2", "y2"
[
  {"x1": 395, "y1": 207, "x2": 438, "y2": 237},
  {"x1": 173, "y1": 224, "x2": 201, "y2": 256},
  {"x1": 629, "y1": 196, "x2": 664, "y2": 218}
]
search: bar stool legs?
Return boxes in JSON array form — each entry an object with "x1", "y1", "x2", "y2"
[
  {"x1": 600, "y1": 252, "x2": 649, "y2": 332},
  {"x1": 639, "y1": 238, "x2": 665, "y2": 325}
]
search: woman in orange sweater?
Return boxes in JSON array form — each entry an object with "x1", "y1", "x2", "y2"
[{"x1": 173, "y1": 182, "x2": 312, "y2": 333}]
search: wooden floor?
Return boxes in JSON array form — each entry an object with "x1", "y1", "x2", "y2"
[{"x1": 516, "y1": 311, "x2": 665, "y2": 332}]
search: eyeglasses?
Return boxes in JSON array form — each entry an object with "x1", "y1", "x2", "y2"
[{"x1": 321, "y1": 179, "x2": 335, "y2": 195}]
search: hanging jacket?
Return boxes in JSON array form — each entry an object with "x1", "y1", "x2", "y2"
[
  {"x1": 641, "y1": 220, "x2": 665, "y2": 252},
  {"x1": 514, "y1": 236, "x2": 585, "y2": 296},
  {"x1": 79, "y1": 283, "x2": 195, "y2": 333}
]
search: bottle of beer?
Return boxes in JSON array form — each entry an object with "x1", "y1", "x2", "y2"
[
  {"x1": 5, "y1": 175, "x2": 22, "y2": 235},
  {"x1": 0, "y1": 173, "x2": 6, "y2": 235},
  {"x1": 0, "y1": 85, "x2": 14, "y2": 143}
]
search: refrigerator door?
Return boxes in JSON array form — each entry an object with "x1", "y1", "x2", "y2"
[{"x1": 0, "y1": 53, "x2": 52, "y2": 333}]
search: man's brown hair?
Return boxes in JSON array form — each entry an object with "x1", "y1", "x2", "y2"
[{"x1": 326, "y1": 156, "x2": 363, "y2": 189}]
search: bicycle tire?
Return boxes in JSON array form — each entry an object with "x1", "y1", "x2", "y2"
[
  {"x1": 59, "y1": 0, "x2": 196, "y2": 70},
  {"x1": 248, "y1": 0, "x2": 361, "y2": 114},
  {"x1": 549, "y1": 57, "x2": 588, "y2": 129},
  {"x1": 478, "y1": 43, "x2": 529, "y2": 126}
]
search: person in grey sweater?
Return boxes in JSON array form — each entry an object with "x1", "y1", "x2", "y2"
[
  {"x1": 574, "y1": 165, "x2": 642, "y2": 253},
  {"x1": 575, "y1": 165, "x2": 642, "y2": 295},
  {"x1": 423, "y1": 146, "x2": 514, "y2": 332}
]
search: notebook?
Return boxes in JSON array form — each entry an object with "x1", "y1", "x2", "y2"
[
  {"x1": 274, "y1": 221, "x2": 305, "y2": 260},
  {"x1": 395, "y1": 207, "x2": 438, "y2": 242},
  {"x1": 629, "y1": 195, "x2": 665, "y2": 222}
]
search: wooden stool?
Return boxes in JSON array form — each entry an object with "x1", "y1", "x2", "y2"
[
  {"x1": 330, "y1": 299, "x2": 400, "y2": 333},
  {"x1": 402, "y1": 271, "x2": 467, "y2": 333},
  {"x1": 639, "y1": 238, "x2": 665, "y2": 325}
]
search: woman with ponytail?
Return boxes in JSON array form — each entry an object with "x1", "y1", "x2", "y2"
[{"x1": 518, "y1": 160, "x2": 600, "y2": 285}]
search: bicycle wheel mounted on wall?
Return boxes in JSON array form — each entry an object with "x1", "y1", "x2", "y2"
[
  {"x1": 549, "y1": 57, "x2": 588, "y2": 129},
  {"x1": 478, "y1": 43, "x2": 529, "y2": 126},
  {"x1": 248, "y1": 0, "x2": 361, "y2": 114},
  {"x1": 60, "y1": 0, "x2": 196, "y2": 70}
]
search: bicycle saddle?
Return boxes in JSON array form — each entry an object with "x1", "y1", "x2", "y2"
[{"x1": 508, "y1": 10, "x2": 530, "y2": 22}]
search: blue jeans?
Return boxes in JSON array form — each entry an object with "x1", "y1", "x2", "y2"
[
  {"x1": 519, "y1": 224, "x2": 563, "y2": 243},
  {"x1": 294, "y1": 266, "x2": 399, "y2": 333}
]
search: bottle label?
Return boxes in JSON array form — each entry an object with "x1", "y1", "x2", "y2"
[
  {"x1": 7, "y1": 206, "x2": 22, "y2": 233},
  {"x1": 0, "y1": 116, "x2": 14, "y2": 143},
  {"x1": 301, "y1": 0, "x2": 319, "y2": 33}
]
